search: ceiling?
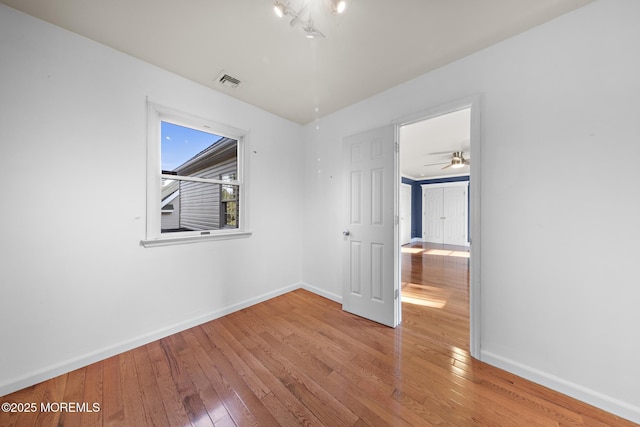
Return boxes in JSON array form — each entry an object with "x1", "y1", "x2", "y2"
[
  {"x1": 1, "y1": 0, "x2": 593, "y2": 126},
  {"x1": 400, "y1": 108, "x2": 471, "y2": 180}
]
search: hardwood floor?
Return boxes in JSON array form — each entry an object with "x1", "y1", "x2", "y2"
[
  {"x1": 401, "y1": 242, "x2": 470, "y2": 352},
  {"x1": 1, "y1": 244, "x2": 637, "y2": 426}
]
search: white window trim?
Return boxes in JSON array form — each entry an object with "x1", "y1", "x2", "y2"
[{"x1": 141, "y1": 102, "x2": 251, "y2": 248}]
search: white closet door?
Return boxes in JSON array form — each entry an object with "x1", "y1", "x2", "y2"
[
  {"x1": 422, "y1": 183, "x2": 468, "y2": 246},
  {"x1": 423, "y1": 187, "x2": 444, "y2": 243},
  {"x1": 443, "y1": 186, "x2": 468, "y2": 246}
]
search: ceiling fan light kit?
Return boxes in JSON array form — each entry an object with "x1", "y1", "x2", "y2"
[
  {"x1": 447, "y1": 151, "x2": 469, "y2": 169},
  {"x1": 273, "y1": 0, "x2": 347, "y2": 39},
  {"x1": 450, "y1": 158, "x2": 462, "y2": 169}
]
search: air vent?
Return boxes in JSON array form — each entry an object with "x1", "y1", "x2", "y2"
[{"x1": 217, "y1": 73, "x2": 241, "y2": 88}]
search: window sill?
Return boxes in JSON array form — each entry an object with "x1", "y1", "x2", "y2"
[{"x1": 140, "y1": 230, "x2": 252, "y2": 248}]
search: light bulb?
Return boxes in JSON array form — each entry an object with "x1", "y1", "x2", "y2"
[{"x1": 330, "y1": 0, "x2": 346, "y2": 15}]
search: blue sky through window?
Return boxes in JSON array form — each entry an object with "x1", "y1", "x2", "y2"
[{"x1": 161, "y1": 121, "x2": 223, "y2": 171}]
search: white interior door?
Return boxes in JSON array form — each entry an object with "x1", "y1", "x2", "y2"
[
  {"x1": 400, "y1": 184, "x2": 412, "y2": 245},
  {"x1": 342, "y1": 125, "x2": 399, "y2": 327}
]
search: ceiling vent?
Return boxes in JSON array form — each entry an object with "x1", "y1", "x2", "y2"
[{"x1": 217, "y1": 72, "x2": 241, "y2": 88}]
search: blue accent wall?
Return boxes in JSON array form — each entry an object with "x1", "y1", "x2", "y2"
[{"x1": 402, "y1": 175, "x2": 470, "y2": 241}]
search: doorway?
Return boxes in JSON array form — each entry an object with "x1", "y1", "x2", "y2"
[{"x1": 397, "y1": 99, "x2": 480, "y2": 358}]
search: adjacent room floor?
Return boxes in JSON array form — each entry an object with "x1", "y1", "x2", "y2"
[{"x1": 401, "y1": 241, "x2": 470, "y2": 352}]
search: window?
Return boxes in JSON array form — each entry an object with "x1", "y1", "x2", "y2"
[{"x1": 142, "y1": 103, "x2": 249, "y2": 247}]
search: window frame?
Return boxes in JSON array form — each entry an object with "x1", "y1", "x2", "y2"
[{"x1": 141, "y1": 102, "x2": 250, "y2": 247}]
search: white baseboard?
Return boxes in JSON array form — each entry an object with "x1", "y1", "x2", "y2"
[
  {"x1": 481, "y1": 350, "x2": 640, "y2": 425},
  {"x1": 300, "y1": 282, "x2": 343, "y2": 304},
  {"x1": 0, "y1": 282, "x2": 301, "y2": 397}
]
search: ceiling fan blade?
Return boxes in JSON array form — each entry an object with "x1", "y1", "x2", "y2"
[
  {"x1": 423, "y1": 162, "x2": 449, "y2": 167},
  {"x1": 441, "y1": 164, "x2": 452, "y2": 169},
  {"x1": 427, "y1": 151, "x2": 453, "y2": 156}
]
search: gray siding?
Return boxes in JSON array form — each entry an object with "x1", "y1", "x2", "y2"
[
  {"x1": 179, "y1": 157, "x2": 237, "y2": 231},
  {"x1": 161, "y1": 193, "x2": 180, "y2": 231}
]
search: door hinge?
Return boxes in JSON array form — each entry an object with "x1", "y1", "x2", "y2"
[
  {"x1": 394, "y1": 215, "x2": 399, "y2": 225},
  {"x1": 394, "y1": 142, "x2": 399, "y2": 153},
  {"x1": 395, "y1": 289, "x2": 399, "y2": 300}
]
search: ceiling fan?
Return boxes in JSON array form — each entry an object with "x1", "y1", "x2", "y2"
[{"x1": 424, "y1": 151, "x2": 470, "y2": 169}]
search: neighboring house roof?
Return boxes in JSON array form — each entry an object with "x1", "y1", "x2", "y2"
[
  {"x1": 161, "y1": 188, "x2": 179, "y2": 209},
  {"x1": 161, "y1": 179, "x2": 179, "y2": 202},
  {"x1": 174, "y1": 137, "x2": 237, "y2": 177}
]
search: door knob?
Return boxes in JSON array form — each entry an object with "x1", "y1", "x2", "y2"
[{"x1": 343, "y1": 229, "x2": 351, "y2": 236}]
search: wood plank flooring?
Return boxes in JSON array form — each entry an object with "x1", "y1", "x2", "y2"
[{"x1": 1, "y1": 242, "x2": 637, "y2": 426}]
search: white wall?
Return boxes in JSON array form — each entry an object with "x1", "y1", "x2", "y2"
[
  {"x1": 0, "y1": 5, "x2": 303, "y2": 395},
  {"x1": 301, "y1": 0, "x2": 640, "y2": 423}
]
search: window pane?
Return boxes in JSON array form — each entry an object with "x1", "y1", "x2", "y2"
[
  {"x1": 161, "y1": 179, "x2": 239, "y2": 233},
  {"x1": 221, "y1": 185, "x2": 239, "y2": 229},
  {"x1": 161, "y1": 121, "x2": 237, "y2": 180},
  {"x1": 221, "y1": 184, "x2": 236, "y2": 201}
]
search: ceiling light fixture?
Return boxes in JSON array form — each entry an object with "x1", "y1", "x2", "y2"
[
  {"x1": 274, "y1": 3, "x2": 284, "y2": 17},
  {"x1": 331, "y1": 0, "x2": 347, "y2": 15},
  {"x1": 451, "y1": 157, "x2": 465, "y2": 168},
  {"x1": 273, "y1": 0, "x2": 347, "y2": 39},
  {"x1": 450, "y1": 151, "x2": 468, "y2": 169}
]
